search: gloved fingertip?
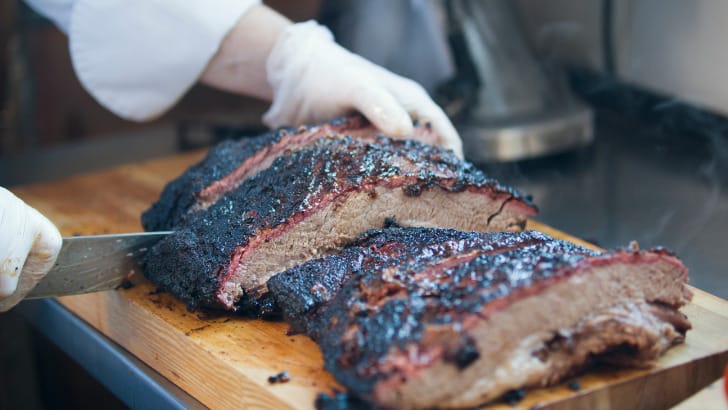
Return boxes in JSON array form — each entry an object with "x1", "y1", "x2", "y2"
[
  {"x1": 367, "y1": 108, "x2": 413, "y2": 138},
  {"x1": 426, "y1": 117, "x2": 464, "y2": 159},
  {"x1": 0, "y1": 262, "x2": 21, "y2": 298},
  {"x1": 353, "y1": 88, "x2": 413, "y2": 138},
  {"x1": 381, "y1": 112, "x2": 414, "y2": 138},
  {"x1": 445, "y1": 132, "x2": 465, "y2": 159},
  {"x1": 449, "y1": 142, "x2": 465, "y2": 159},
  {"x1": 447, "y1": 141, "x2": 465, "y2": 159}
]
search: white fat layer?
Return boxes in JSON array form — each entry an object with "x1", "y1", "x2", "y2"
[{"x1": 467, "y1": 332, "x2": 551, "y2": 394}]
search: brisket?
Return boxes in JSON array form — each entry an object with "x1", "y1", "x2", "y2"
[
  {"x1": 267, "y1": 228, "x2": 692, "y2": 409},
  {"x1": 143, "y1": 135, "x2": 536, "y2": 315},
  {"x1": 141, "y1": 116, "x2": 439, "y2": 231}
]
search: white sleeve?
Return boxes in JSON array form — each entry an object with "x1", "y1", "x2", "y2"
[{"x1": 68, "y1": 0, "x2": 260, "y2": 121}]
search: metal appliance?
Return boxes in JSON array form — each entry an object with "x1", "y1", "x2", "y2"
[
  {"x1": 440, "y1": 0, "x2": 593, "y2": 162},
  {"x1": 330, "y1": 0, "x2": 593, "y2": 162}
]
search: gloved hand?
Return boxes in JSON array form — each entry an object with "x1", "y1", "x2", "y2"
[
  {"x1": 263, "y1": 21, "x2": 463, "y2": 158},
  {"x1": 0, "y1": 187, "x2": 62, "y2": 312}
]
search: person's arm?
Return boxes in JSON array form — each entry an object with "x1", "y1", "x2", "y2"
[
  {"x1": 198, "y1": 5, "x2": 290, "y2": 102},
  {"x1": 36, "y1": 0, "x2": 261, "y2": 121},
  {"x1": 25, "y1": 0, "x2": 461, "y2": 155},
  {"x1": 0, "y1": 188, "x2": 62, "y2": 311}
]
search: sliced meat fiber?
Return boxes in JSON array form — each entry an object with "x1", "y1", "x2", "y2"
[
  {"x1": 271, "y1": 228, "x2": 553, "y2": 337},
  {"x1": 267, "y1": 228, "x2": 692, "y2": 409},
  {"x1": 142, "y1": 136, "x2": 536, "y2": 315},
  {"x1": 141, "y1": 116, "x2": 439, "y2": 231}
]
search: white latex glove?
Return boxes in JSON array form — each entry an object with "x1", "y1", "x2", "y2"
[
  {"x1": 0, "y1": 188, "x2": 62, "y2": 312},
  {"x1": 263, "y1": 21, "x2": 463, "y2": 158}
]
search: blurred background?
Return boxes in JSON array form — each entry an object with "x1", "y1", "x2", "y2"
[{"x1": 1, "y1": 0, "x2": 727, "y2": 408}]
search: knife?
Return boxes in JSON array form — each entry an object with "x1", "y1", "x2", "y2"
[{"x1": 26, "y1": 231, "x2": 172, "y2": 299}]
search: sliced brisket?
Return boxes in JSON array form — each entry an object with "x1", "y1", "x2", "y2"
[
  {"x1": 143, "y1": 136, "x2": 536, "y2": 315},
  {"x1": 141, "y1": 116, "x2": 438, "y2": 231},
  {"x1": 267, "y1": 228, "x2": 692, "y2": 409}
]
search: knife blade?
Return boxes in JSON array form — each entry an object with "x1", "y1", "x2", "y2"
[{"x1": 26, "y1": 231, "x2": 172, "y2": 299}]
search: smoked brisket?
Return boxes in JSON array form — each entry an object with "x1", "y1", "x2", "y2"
[
  {"x1": 268, "y1": 228, "x2": 692, "y2": 408},
  {"x1": 142, "y1": 134, "x2": 536, "y2": 315},
  {"x1": 141, "y1": 116, "x2": 438, "y2": 231}
]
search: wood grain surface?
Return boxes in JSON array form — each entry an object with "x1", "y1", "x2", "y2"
[{"x1": 10, "y1": 151, "x2": 728, "y2": 409}]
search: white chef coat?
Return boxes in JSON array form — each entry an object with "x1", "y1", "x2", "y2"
[{"x1": 23, "y1": 0, "x2": 260, "y2": 121}]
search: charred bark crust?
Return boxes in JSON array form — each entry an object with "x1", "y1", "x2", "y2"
[
  {"x1": 141, "y1": 126, "x2": 295, "y2": 231},
  {"x1": 267, "y1": 228, "x2": 688, "y2": 404},
  {"x1": 141, "y1": 116, "x2": 374, "y2": 231},
  {"x1": 143, "y1": 135, "x2": 534, "y2": 313}
]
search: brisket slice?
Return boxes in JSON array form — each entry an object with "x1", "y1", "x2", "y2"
[
  {"x1": 143, "y1": 136, "x2": 536, "y2": 315},
  {"x1": 141, "y1": 116, "x2": 438, "y2": 231},
  {"x1": 267, "y1": 228, "x2": 692, "y2": 409}
]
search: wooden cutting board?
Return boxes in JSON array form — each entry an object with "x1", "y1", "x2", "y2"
[{"x1": 11, "y1": 151, "x2": 728, "y2": 409}]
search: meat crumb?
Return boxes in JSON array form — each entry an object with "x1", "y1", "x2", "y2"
[
  {"x1": 286, "y1": 327, "x2": 301, "y2": 336},
  {"x1": 503, "y1": 388, "x2": 526, "y2": 406},
  {"x1": 383, "y1": 216, "x2": 399, "y2": 228},
  {"x1": 268, "y1": 371, "x2": 290, "y2": 384},
  {"x1": 117, "y1": 280, "x2": 135, "y2": 290}
]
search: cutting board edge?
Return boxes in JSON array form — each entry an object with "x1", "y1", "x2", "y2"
[
  {"x1": 56, "y1": 292, "x2": 304, "y2": 410},
  {"x1": 525, "y1": 350, "x2": 728, "y2": 410}
]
